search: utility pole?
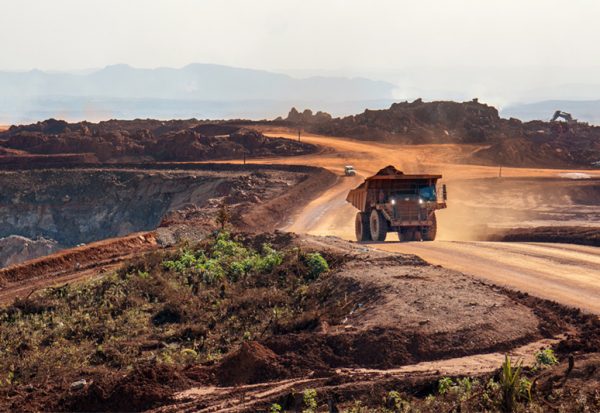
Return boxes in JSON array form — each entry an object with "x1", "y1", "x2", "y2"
[
  {"x1": 298, "y1": 127, "x2": 301, "y2": 142},
  {"x1": 498, "y1": 165, "x2": 502, "y2": 178},
  {"x1": 243, "y1": 150, "x2": 246, "y2": 165}
]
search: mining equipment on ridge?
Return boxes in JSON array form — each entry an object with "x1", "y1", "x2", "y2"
[
  {"x1": 550, "y1": 110, "x2": 577, "y2": 134},
  {"x1": 550, "y1": 110, "x2": 576, "y2": 123},
  {"x1": 347, "y1": 165, "x2": 447, "y2": 242}
]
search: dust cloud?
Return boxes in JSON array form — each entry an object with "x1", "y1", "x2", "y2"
[{"x1": 437, "y1": 176, "x2": 600, "y2": 241}]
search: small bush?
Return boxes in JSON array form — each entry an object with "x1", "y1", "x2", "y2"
[
  {"x1": 303, "y1": 388, "x2": 318, "y2": 413},
  {"x1": 438, "y1": 377, "x2": 455, "y2": 395},
  {"x1": 385, "y1": 390, "x2": 409, "y2": 411},
  {"x1": 304, "y1": 252, "x2": 329, "y2": 279},
  {"x1": 535, "y1": 348, "x2": 558, "y2": 368},
  {"x1": 270, "y1": 403, "x2": 283, "y2": 413},
  {"x1": 518, "y1": 377, "x2": 532, "y2": 402}
]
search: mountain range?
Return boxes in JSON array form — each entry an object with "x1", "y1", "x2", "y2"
[
  {"x1": 0, "y1": 64, "x2": 395, "y2": 122},
  {"x1": 3, "y1": 64, "x2": 600, "y2": 124}
]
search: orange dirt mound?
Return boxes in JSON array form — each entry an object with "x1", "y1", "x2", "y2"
[
  {"x1": 215, "y1": 341, "x2": 287, "y2": 386},
  {"x1": 63, "y1": 364, "x2": 190, "y2": 412}
]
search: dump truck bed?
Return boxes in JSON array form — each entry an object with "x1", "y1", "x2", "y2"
[{"x1": 346, "y1": 167, "x2": 442, "y2": 211}]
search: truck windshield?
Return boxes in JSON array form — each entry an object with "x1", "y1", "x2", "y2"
[{"x1": 419, "y1": 185, "x2": 437, "y2": 201}]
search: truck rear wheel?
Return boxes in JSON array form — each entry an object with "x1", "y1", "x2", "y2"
[
  {"x1": 370, "y1": 209, "x2": 388, "y2": 242},
  {"x1": 355, "y1": 212, "x2": 371, "y2": 242},
  {"x1": 422, "y1": 213, "x2": 437, "y2": 241}
]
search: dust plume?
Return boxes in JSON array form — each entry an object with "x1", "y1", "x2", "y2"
[{"x1": 437, "y1": 176, "x2": 600, "y2": 241}]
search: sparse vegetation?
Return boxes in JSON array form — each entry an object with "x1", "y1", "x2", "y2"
[
  {"x1": 499, "y1": 354, "x2": 523, "y2": 412},
  {"x1": 307, "y1": 349, "x2": 598, "y2": 413},
  {"x1": 304, "y1": 252, "x2": 329, "y2": 279},
  {"x1": 302, "y1": 388, "x2": 318, "y2": 413},
  {"x1": 270, "y1": 402, "x2": 283, "y2": 413},
  {"x1": 384, "y1": 390, "x2": 409, "y2": 412},
  {"x1": 438, "y1": 376, "x2": 455, "y2": 395},
  {"x1": 534, "y1": 348, "x2": 558, "y2": 369},
  {"x1": 0, "y1": 231, "x2": 333, "y2": 411}
]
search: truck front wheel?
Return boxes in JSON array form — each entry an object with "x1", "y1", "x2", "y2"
[
  {"x1": 422, "y1": 213, "x2": 437, "y2": 241},
  {"x1": 355, "y1": 212, "x2": 372, "y2": 242},
  {"x1": 370, "y1": 209, "x2": 388, "y2": 241}
]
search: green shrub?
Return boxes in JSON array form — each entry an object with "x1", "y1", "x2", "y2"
[
  {"x1": 518, "y1": 377, "x2": 532, "y2": 402},
  {"x1": 256, "y1": 243, "x2": 284, "y2": 273},
  {"x1": 534, "y1": 348, "x2": 558, "y2": 368},
  {"x1": 269, "y1": 403, "x2": 283, "y2": 413},
  {"x1": 303, "y1": 388, "x2": 318, "y2": 413},
  {"x1": 304, "y1": 252, "x2": 329, "y2": 279},
  {"x1": 438, "y1": 377, "x2": 455, "y2": 395},
  {"x1": 163, "y1": 249, "x2": 199, "y2": 273},
  {"x1": 385, "y1": 390, "x2": 409, "y2": 411},
  {"x1": 165, "y1": 235, "x2": 283, "y2": 284},
  {"x1": 212, "y1": 232, "x2": 248, "y2": 260}
]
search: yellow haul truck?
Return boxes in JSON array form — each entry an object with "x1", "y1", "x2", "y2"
[{"x1": 346, "y1": 165, "x2": 447, "y2": 242}]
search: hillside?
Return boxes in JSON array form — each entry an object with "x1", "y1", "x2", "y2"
[{"x1": 281, "y1": 100, "x2": 600, "y2": 168}]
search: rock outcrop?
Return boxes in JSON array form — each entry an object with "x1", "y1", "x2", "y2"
[
  {"x1": 285, "y1": 107, "x2": 333, "y2": 125},
  {"x1": 285, "y1": 99, "x2": 600, "y2": 167},
  {"x1": 0, "y1": 170, "x2": 229, "y2": 246},
  {"x1": 0, "y1": 235, "x2": 60, "y2": 268}
]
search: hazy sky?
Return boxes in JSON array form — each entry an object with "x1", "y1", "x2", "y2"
[{"x1": 1, "y1": 0, "x2": 599, "y2": 104}]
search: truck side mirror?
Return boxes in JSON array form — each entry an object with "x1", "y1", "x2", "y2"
[{"x1": 442, "y1": 184, "x2": 447, "y2": 201}]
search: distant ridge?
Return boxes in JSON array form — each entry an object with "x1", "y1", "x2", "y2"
[{"x1": 0, "y1": 64, "x2": 395, "y2": 122}]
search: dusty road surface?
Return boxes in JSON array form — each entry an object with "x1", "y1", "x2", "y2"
[
  {"x1": 255, "y1": 129, "x2": 600, "y2": 313},
  {"x1": 376, "y1": 241, "x2": 600, "y2": 313}
]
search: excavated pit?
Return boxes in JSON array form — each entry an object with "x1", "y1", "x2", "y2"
[
  {"x1": 0, "y1": 165, "x2": 327, "y2": 268},
  {"x1": 0, "y1": 169, "x2": 224, "y2": 246}
]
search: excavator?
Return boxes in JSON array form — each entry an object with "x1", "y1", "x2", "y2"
[
  {"x1": 550, "y1": 110, "x2": 576, "y2": 134},
  {"x1": 550, "y1": 110, "x2": 576, "y2": 123}
]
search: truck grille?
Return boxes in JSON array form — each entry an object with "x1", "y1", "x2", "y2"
[{"x1": 393, "y1": 204, "x2": 426, "y2": 221}]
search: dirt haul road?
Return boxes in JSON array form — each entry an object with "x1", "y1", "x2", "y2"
[{"x1": 253, "y1": 129, "x2": 600, "y2": 314}]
